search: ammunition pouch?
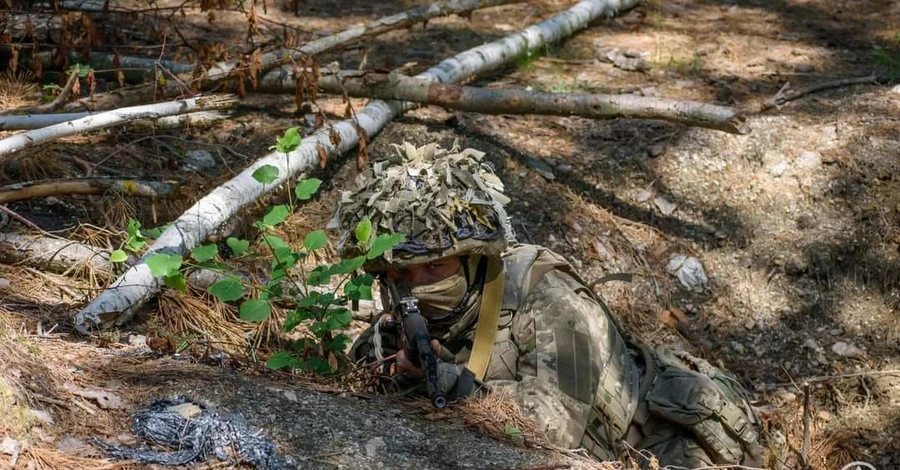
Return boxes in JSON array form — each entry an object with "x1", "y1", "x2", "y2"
[{"x1": 632, "y1": 347, "x2": 762, "y2": 467}]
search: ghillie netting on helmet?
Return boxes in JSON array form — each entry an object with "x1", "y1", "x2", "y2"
[{"x1": 329, "y1": 142, "x2": 515, "y2": 268}]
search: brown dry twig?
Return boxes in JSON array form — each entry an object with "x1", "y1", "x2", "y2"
[
  {"x1": 760, "y1": 75, "x2": 878, "y2": 111},
  {"x1": 0, "y1": 177, "x2": 179, "y2": 203}
]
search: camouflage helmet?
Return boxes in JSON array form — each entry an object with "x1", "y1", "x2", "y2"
[{"x1": 329, "y1": 140, "x2": 514, "y2": 271}]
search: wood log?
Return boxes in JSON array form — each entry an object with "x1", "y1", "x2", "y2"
[
  {"x1": 260, "y1": 70, "x2": 748, "y2": 134},
  {"x1": 0, "y1": 94, "x2": 236, "y2": 158},
  {"x1": 0, "y1": 177, "x2": 178, "y2": 203},
  {"x1": 0, "y1": 111, "x2": 228, "y2": 130},
  {"x1": 0, "y1": 231, "x2": 115, "y2": 276},
  {"x1": 73, "y1": 0, "x2": 646, "y2": 333}
]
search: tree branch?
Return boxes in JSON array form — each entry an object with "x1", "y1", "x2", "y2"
[
  {"x1": 760, "y1": 74, "x2": 878, "y2": 111},
  {"x1": 269, "y1": 70, "x2": 746, "y2": 134},
  {"x1": 0, "y1": 111, "x2": 228, "y2": 131},
  {"x1": 0, "y1": 177, "x2": 179, "y2": 204},
  {"x1": 0, "y1": 95, "x2": 237, "y2": 159}
]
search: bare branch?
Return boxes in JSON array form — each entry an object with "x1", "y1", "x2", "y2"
[
  {"x1": 266, "y1": 70, "x2": 746, "y2": 134},
  {"x1": 0, "y1": 111, "x2": 228, "y2": 130},
  {"x1": 0, "y1": 95, "x2": 237, "y2": 159},
  {"x1": 0, "y1": 177, "x2": 179, "y2": 204},
  {"x1": 761, "y1": 75, "x2": 878, "y2": 111}
]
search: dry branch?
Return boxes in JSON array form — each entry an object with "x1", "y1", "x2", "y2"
[
  {"x1": 201, "y1": 0, "x2": 525, "y2": 85},
  {"x1": 0, "y1": 177, "x2": 178, "y2": 203},
  {"x1": 761, "y1": 74, "x2": 878, "y2": 111},
  {"x1": 0, "y1": 111, "x2": 228, "y2": 130},
  {"x1": 0, "y1": 94, "x2": 236, "y2": 158},
  {"x1": 57, "y1": 0, "x2": 522, "y2": 113},
  {"x1": 74, "y1": 0, "x2": 646, "y2": 333},
  {"x1": 0, "y1": 231, "x2": 115, "y2": 275},
  {"x1": 272, "y1": 70, "x2": 745, "y2": 134}
]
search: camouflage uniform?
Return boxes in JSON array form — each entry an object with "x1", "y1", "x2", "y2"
[{"x1": 333, "y1": 142, "x2": 762, "y2": 468}]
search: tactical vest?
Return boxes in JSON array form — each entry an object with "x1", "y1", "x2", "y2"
[
  {"x1": 495, "y1": 244, "x2": 644, "y2": 459},
  {"x1": 493, "y1": 244, "x2": 762, "y2": 467}
]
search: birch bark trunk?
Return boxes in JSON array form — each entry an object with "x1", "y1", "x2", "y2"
[
  {"x1": 74, "y1": 0, "x2": 646, "y2": 333},
  {"x1": 260, "y1": 70, "x2": 747, "y2": 134},
  {"x1": 0, "y1": 95, "x2": 236, "y2": 158},
  {"x1": 0, "y1": 111, "x2": 227, "y2": 131}
]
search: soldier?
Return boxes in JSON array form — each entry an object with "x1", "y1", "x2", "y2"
[{"x1": 329, "y1": 141, "x2": 762, "y2": 468}]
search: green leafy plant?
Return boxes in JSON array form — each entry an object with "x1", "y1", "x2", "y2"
[{"x1": 126, "y1": 127, "x2": 404, "y2": 375}]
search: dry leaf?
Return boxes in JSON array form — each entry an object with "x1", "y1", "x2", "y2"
[
  {"x1": 653, "y1": 196, "x2": 677, "y2": 215},
  {"x1": 659, "y1": 308, "x2": 688, "y2": 328},
  {"x1": 635, "y1": 189, "x2": 654, "y2": 202}
]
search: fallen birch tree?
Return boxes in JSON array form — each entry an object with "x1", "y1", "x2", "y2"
[
  {"x1": 58, "y1": 0, "x2": 522, "y2": 113},
  {"x1": 0, "y1": 177, "x2": 178, "y2": 203},
  {"x1": 0, "y1": 111, "x2": 228, "y2": 131},
  {"x1": 73, "y1": 0, "x2": 646, "y2": 333},
  {"x1": 0, "y1": 231, "x2": 116, "y2": 276},
  {"x1": 0, "y1": 95, "x2": 236, "y2": 159},
  {"x1": 0, "y1": 231, "x2": 238, "y2": 291},
  {"x1": 262, "y1": 70, "x2": 747, "y2": 134}
]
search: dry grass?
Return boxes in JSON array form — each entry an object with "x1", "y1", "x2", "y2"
[
  {"x1": 153, "y1": 287, "x2": 287, "y2": 356},
  {"x1": 0, "y1": 69, "x2": 39, "y2": 111},
  {"x1": 22, "y1": 447, "x2": 134, "y2": 470},
  {"x1": 0, "y1": 148, "x2": 70, "y2": 184}
]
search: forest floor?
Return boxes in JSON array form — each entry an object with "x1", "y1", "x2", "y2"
[{"x1": 1, "y1": 0, "x2": 899, "y2": 469}]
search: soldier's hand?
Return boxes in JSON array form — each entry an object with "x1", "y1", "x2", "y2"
[{"x1": 394, "y1": 339, "x2": 442, "y2": 378}]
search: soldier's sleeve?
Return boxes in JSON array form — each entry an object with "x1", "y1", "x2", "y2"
[{"x1": 489, "y1": 269, "x2": 641, "y2": 455}]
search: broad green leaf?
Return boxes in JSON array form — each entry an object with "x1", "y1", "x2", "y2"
[
  {"x1": 329, "y1": 256, "x2": 366, "y2": 276},
  {"x1": 191, "y1": 243, "x2": 218, "y2": 263},
  {"x1": 164, "y1": 273, "x2": 187, "y2": 293},
  {"x1": 302, "y1": 230, "x2": 327, "y2": 252},
  {"x1": 354, "y1": 217, "x2": 372, "y2": 245},
  {"x1": 284, "y1": 308, "x2": 313, "y2": 332},
  {"x1": 294, "y1": 178, "x2": 322, "y2": 201},
  {"x1": 272, "y1": 247, "x2": 296, "y2": 269},
  {"x1": 124, "y1": 219, "x2": 146, "y2": 252},
  {"x1": 326, "y1": 308, "x2": 352, "y2": 330},
  {"x1": 346, "y1": 273, "x2": 374, "y2": 300},
  {"x1": 366, "y1": 233, "x2": 406, "y2": 260},
  {"x1": 264, "y1": 278, "x2": 284, "y2": 298},
  {"x1": 252, "y1": 164, "x2": 279, "y2": 184},
  {"x1": 208, "y1": 277, "x2": 244, "y2": 302},
  {"x1": 306, "y1": 266, "x2": 331, "y2": 287},
  {"x1": 240, "y1": 298, "x2": 271, "y2": 322},
  {"x1": 326, "y1": 334, "x2": 351, "y2": 352},
  {"x1": 266, "y1": 351, "x2": 295, "y2": 370},
  {"x1": 142, "y1": 223, "x2": 170, "y2": 238},
  {"x1": 226, "y1": 237, "x2": 250, "y2": 256},
  {"x1": 302, "y1": 357, "x2": 331, "y2": 374},
  {"x1": 310, "y1": 321, "x2": 329, "y2": 336},
  {"x1": 262, "y1": 235, "x2": 289, "y2": 250},
  {"x1": 262, "y1": 204, "x2": 290, "y2": 227},
  {"x1": 297, "y1": 292, "x2": 322, "y2": 308},
  {"x1": 146, "y1": 254, "x2": 183, "y2": 277},
  {"x1": 109, "y1": 249, "x2": 128, "y2": 263},
  {"x1": 275, "y1": 127, "x2": 302, "y2": 154}
]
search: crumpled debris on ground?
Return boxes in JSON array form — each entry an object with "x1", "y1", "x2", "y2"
[{"x1": 91, "y1": 396, "x2": 296, "y2": 470}]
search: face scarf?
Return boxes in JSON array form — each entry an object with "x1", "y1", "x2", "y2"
[{"x1": 400, "y1": 256, "x2": 481, "y2": 320}]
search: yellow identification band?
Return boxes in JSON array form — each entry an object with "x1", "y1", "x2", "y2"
[{"x1": 466, "y1": 256, "x2": 504, "y2": 381}]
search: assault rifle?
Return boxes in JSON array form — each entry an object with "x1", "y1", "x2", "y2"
[{"x1": 395, "y1": 294, "x2": 447, "y2": 408}]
